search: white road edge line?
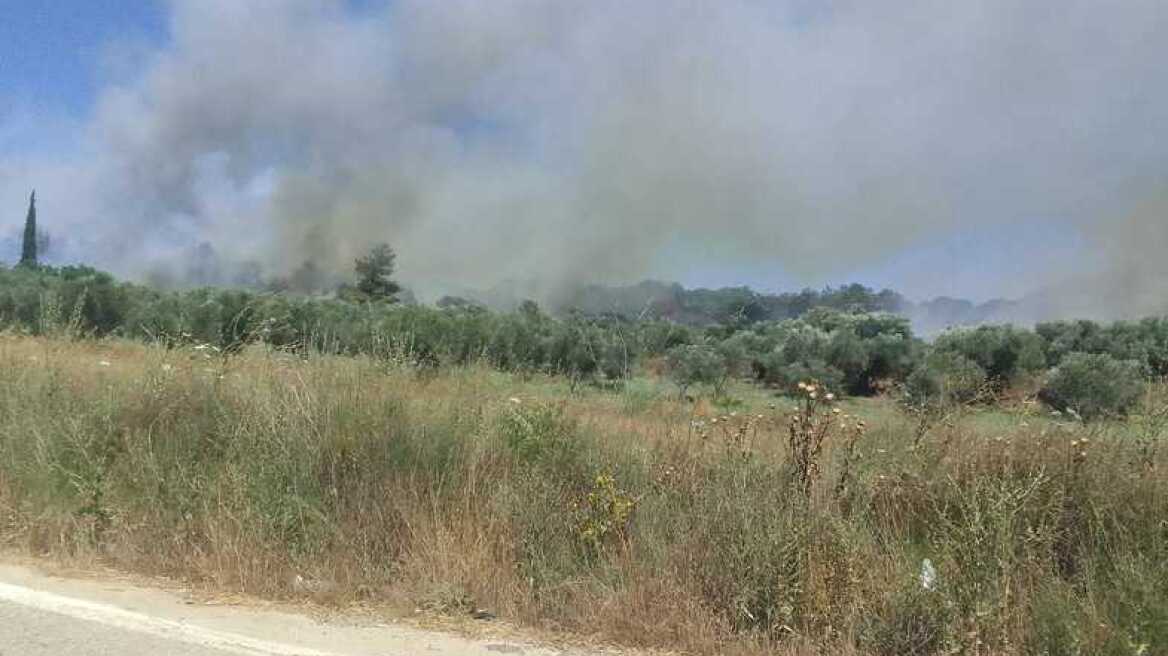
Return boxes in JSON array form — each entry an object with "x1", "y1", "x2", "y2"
[{"x1": 0, "y1": 580, "x2": 345, "y2": 656}]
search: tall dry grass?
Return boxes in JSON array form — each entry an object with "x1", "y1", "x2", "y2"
[{"x1": 0, "y1": 333, "x2": 1166, "y2": 655}]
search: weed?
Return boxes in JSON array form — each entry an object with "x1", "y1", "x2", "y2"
[
  {"x1": 0, "y1": 335, "x2": 1166, "y2": 655},
  {"x1": 576, "y1": 472, "x2": 635, "y2": 557}
]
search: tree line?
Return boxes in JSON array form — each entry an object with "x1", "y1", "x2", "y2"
[{"x1": 2, "y1": 260, "x2": 1166, "y2": 419}]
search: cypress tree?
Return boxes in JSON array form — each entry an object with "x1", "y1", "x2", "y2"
[{"x1": 19, "y1": 190, "x2": 37, "y2": 267}]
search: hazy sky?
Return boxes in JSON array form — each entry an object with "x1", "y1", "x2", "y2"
[{"x1": 2, "y1": 1, "x2": 1165, "y2": 304}]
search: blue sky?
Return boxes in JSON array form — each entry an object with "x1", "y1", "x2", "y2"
[
  {"x1": 0, "y1": 1, "x2": 384, "y2": 124},
  {"x1": 0, "y1": 2, "x2": 166, "y2": 116}
]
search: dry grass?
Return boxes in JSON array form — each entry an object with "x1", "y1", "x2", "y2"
[{"x1": 1, "y1": 333, "x2": 1167, "y2": 655}]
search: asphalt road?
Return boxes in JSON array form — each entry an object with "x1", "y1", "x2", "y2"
[
  {"x1": 0, "y1": 561, "x2": 577, "y2": 656},
  {"x1": 1, "y1": 600, "x2": 230, "y2": 656}
]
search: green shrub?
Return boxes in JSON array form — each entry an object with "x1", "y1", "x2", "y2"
[
  {"x1": 1039, "y1": 352, "x2": 1144, "y2": 421},
  {"x1": 576, "y1": 472, "x2": 635, "y2": 557},
  {"x1": 497, "y1": 401, "x2": 577, "y2": 465},
  {"x1": 903, "y1": 352, "x2": 987, "y2": 410},
  {"x1": 725, "y1": 311, "x2": 919, "y2": 396},
  {"x1": 932, "y1": 325, "x2": 1045, "y2": 386},
  {"x1": 755, "y1": 322, "x2": 842, "y2": 392},
  {"x1": 1037, "y1": 317, "x2": 1168, "y2": 378},
  {"x1": 666, "y1": 343, "x2": 727, "y2": 397}
]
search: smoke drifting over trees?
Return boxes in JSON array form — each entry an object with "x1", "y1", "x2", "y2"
[{"x1": 2, "y1": 0, "x2": 1167, "y2": 318}]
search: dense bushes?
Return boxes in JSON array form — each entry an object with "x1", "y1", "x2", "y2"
[
  {"x1": 0, "y1": 267, "x2": 645, "y2": 384},
  {"x1": 3, "y1": 265, "x2": 1168, "y2": 414},
  {"x1": 931, "y1": 325, "x2": 1046, "y2": 386},
  {"x1": 0, "y1": 265, "x2": 136, "y2": 335},
  {"x1": 0, "y1": 267, "x2": 919, "y2": 395},
  {"x1": 718, "y1": 311, "x2": 917, "y2": 396},
  {"x1": 666, "y1": 343, "x2": 728, "y2": 397},
  {"x1": 1037, "y1": 318, "x2": 1168, "y2": 377},
  {"x1": 1038, "y1": 352, "x2": 1145, "y2": 420},
  {"x1": 657, "y1": 311, "x2": 918, "y2": 398},
  {"x1": 903, "y1": 351, "x2": 988, "y2": 410}
]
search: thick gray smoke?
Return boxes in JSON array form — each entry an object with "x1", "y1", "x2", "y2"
[{"x1": 3, "y1": 0, "x2": 1167, "y2": 312}]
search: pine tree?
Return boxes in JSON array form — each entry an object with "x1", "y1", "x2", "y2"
[
  {"x1": 353, "y1": 243, "x2": 401, "y2": 302},
  {"x1": 19, "y1": 190, "x2": 37, "y2": 267}
]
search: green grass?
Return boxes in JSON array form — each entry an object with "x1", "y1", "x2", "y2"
[{"x1": 1, "y1": 333, "x2": 1167, "y2": 655}]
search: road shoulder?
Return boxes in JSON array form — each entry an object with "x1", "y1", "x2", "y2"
[{"x1": 0, "y1": 557, "x2": 591, "y2": 656}]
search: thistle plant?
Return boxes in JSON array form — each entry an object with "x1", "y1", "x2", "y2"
[{"x1": 787, "y1": 381, "x2": 864, "y2": 499}]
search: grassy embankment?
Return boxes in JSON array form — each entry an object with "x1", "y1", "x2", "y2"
[{"x1": 0, "y1": 333, "x2": 1166, "y2": 655}]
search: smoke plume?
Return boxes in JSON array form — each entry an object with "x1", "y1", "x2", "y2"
[{"x1": 2, "y1": 0, "x2": 1167, "y2": 313}]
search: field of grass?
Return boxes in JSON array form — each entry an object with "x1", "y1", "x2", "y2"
[{"x1": 1, "y1": 333, "x2": 1166, "y2": 655}]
